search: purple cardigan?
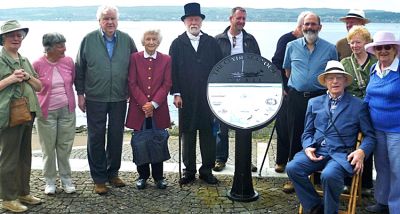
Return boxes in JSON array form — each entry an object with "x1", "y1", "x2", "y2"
[{"x1": 33, "y1": 56, "x2": 76, "y2": 119}]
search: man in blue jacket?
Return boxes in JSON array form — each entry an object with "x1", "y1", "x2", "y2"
[{"x1": 286, "y1": 60, "x2": 376, "y2": 213}]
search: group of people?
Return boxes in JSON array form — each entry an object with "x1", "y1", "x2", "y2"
[
  {"x1": 271, "y1": 8, "x2": 399, "y2": 214},
  {"x1": 0, "y1": 2, "x2": 399, "y2": 214}
]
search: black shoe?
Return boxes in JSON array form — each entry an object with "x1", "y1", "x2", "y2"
[
  {"x1": 179, "y1": 175, "x2": 195, "y2": 185},
  {"x1": 251, "y1": 163, "x2": 257, "y2": 172},
  {"x1": 199, "y1": 174, "x2": 218, "y2": 184},
  {"x1": 156, "y1": 179, "x2": 167, "y2": 189},
  {"x1": 361, "y1": 188, "x2": 373, "y2": 197},
  {"x1": 310, "y1": 203, "x2": 324, "y2": 214},
  {"x1": 365, "y1": 203, "x2": 389, "y2": 213},
  {"x1": 136, "y1": 179, "x2": 147, "y2": 190}
]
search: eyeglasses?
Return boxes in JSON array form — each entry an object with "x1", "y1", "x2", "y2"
[
  {"x1": 374, "y1": 45, "x2": 392, "y2": 51},
  {"x1": 325, "y1": 75, "x2": 345, "y2": 82},
  {"x1": 303, "y1": 22, "x2": 319, "y2": 27},
  {"x1": 232, "y1": 36, "x2": 237, "y2": 48},
  {"x1": 5, "y1": 32, "x2": 25, "y2": 39}
]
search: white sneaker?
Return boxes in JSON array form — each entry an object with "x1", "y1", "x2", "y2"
[
  {"x1": 44, "y1": 184, "x2": 56, "y2": 195},
  {"x1": 62, "y1": 183, "x2": 76, "y2": 194}
]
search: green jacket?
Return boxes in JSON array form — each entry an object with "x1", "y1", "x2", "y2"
[
  {"x1": 341, "y1": 53, "x2": 377, "y2": 98},
  {"x1": 75, "y1": 29, "x2": 137, "y2": 102},
  {"x1": 0, "y1": 48, "x2": 41, "y2": 129}
]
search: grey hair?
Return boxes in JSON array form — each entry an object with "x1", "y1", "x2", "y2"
[
  {"x1": 42, "y1": 32, "x2": 66, "y2": 52},
  {"x1": 231, "y1": 7, "x2": 246, "y2": 16},
  {"x1": 96, "y1": 5, "x2": 119, "y2": 20},
  {"x1": 141, "y1": 29, "x2": 162, "y2": 46},
  {"x1": 297, "y1": 11, "x2": 312, "y2": 27}
]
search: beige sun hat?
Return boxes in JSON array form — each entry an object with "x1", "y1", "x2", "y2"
[
  {"x1": 0, "y1": 20, "x2": 29, "y2": 45},
  {"x1": 318, "y1": 60, "x2": 353, "y2": 87},
  {"x1": 339, "y1": 9, "x2": 370, "y2": 24}
]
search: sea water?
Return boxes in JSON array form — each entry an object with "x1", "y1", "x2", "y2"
[{"x1": 8, "y1": 20, "x2": 400, "y2": 126}]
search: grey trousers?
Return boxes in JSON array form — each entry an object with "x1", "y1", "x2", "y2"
[
  {"x1": 0, "y1": 120, "x2": 33, "y2": 201},
  {"x1": 36, "y1": 106, "x2": 76, "y2": 185}
]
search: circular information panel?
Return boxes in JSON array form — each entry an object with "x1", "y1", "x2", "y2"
[{"x1": 207, "y1": 53, "x2": 283, "y2": 130}]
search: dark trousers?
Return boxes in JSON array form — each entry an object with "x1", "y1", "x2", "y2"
[
  {"x1": 86, "y1": 100, "x2": 126, "y2": 184},
  {"x1": 362, "y1": 155, "x2": 373, "y2": 188},
  {"x1": 182, "y1": 129, "x2": 216, "y2": 176},
  {"x1": 287, "y1": 89, "x2": 325, "y2": 160},
  {"x1": 275, "y1": 96, "x2": 290, "y2": 165},
  {"x1": 215, "y1": 123, "x2": 229, "y2": 163},
  {"x1": 137, "y1": 162, "x2": 163, "y2": 181}
]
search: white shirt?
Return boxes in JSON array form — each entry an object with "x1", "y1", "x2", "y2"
[
  {"x1": 228, "y1": 31, "x2": 244, "y2": 55},
  {"x1": 144, "y1": 51, "x2": 157, "y2": 59},
  {"x1": 374, "y1": 57, "x2": 399, "y2": 78},
  {"x1": 186, "y1": 31, "x2": 203, "y2": 52}
]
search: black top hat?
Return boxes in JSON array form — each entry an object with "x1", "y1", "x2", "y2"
[{"x1": 181, "y1": 2, "x2": 205, "y2": 21}]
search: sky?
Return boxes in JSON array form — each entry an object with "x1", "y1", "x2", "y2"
[{"x1": 1, "y1": 0, "x2": 399, "y2": 13}]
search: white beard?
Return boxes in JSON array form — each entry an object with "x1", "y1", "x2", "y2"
[{"x1": 303, "y1": 31, "x2": 318, "y2": 44}]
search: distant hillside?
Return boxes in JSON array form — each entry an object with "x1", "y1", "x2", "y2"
[{"x1": 1, "y1": 6, "x2": 399, "y2": 23}]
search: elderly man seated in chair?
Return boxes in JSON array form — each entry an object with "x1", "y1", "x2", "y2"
[{"x1": 286, "y1": 60, "x2": 376, "y2": 214}]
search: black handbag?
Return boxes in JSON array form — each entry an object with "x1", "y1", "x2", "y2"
[{"x1": 130, "y1": 120, "x2": 170, "y2": 166}]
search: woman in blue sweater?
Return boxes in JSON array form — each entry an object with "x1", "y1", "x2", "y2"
[{"x1": 364, "y1": 31, "x2": 400, "y2": 213}]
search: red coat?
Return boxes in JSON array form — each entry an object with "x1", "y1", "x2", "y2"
[{"x1": 125, "y1": 51, "x2": 172, "y2": 130}]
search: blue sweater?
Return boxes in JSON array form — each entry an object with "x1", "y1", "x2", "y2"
[{"x1": 365, "y1": 64, "x2": 400, "y2": 132}]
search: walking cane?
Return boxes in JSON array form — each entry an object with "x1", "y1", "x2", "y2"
[
  {"x1": 258, "y1": 122, "x2": 276, "y2": 177},
  {"x1": 178, "y1": 108, "x2": 182, "y2": 188}
]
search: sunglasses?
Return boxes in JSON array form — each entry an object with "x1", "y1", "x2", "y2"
[
  {"x1": 374, "y1": 45, "x2": 392, "y2": 51},
  {"x1": 232, "y1": 36, "x2": 237, "y2": 48}
]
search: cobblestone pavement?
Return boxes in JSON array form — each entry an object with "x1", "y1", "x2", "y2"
[
  {"x1": 4, "y1": 134, "x2": 375, "y2": 213},
  {"x1": 5, "y1": 171, "x2": 374, "y2": 214}
]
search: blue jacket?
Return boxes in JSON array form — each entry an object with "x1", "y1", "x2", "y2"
[{"x1": 302, "y1": 92, "x2": 376, "y2": 174}]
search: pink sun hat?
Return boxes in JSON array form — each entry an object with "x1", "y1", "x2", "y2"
[{"x1": 365, "y1": 31, "x2": 400, "y2": 56}]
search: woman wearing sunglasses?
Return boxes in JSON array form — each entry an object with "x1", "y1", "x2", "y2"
[{"x1": 364, "y1": 31, "x2": 400, "y2": 213}]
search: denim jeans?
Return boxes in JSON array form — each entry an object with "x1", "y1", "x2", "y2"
[
  {"x1": 374, "y1": 130, "x2": 400, "y2": 212},
  {"x1": 215, "y1": 123, "x2": 229, "y2": 163}
]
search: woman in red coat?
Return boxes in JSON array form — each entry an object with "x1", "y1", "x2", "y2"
[{"x1": 125, "y1": 29, "x2": 172, "y2": 190}]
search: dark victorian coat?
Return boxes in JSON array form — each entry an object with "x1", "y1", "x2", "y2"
[{"x1": 169, "y1": 32, "x2": 223, "y2": 132}]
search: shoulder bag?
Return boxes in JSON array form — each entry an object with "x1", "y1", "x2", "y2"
[{"x1": 130, "y1": 119, "x2": 170, "y2": 166}]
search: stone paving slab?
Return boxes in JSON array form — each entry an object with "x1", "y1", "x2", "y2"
[
  {"x1": 33, "y1": 136, "x2": 264, "y2": 167},
  {"x1": 1, "y1": 170, "x2": 374, "y2": 214}
]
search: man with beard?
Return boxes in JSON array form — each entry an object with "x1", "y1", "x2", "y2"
[
  {"x1": 272, "y1": 11, "x2": 310, "y2": 174},
  {"x1": 213, "y1": 6, "x2": 260, "y2": 172},
  {"x1": 282, "y1": 12, "x2": 337, "y2": 193},
  {"x1": 169, "y1": 2, "x2": 223, "y2": 185}
]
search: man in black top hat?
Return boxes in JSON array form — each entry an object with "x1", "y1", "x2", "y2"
[{"x1": 169, "y1": 2, "x2": 223, "y2": 185}]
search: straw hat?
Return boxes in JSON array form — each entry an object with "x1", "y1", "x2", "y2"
[
  {"x1": 339, "y1": 9, "x2": 370, "y2": 24},
  {"x1": 181, "y1": 2, "x2": 205, "y2": 21},
  {"x1": 365, "y1": 31, "x2": 400, "y2": 56},
  {"x1": 0, "y1": 20, "x2": 29, "y2": 45},
  {"x1": 318, "y1": 60, "x2": 353, "y2": 87}
]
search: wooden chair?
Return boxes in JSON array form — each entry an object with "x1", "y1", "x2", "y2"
[{"x1": 298, "y1": 133, "x2": 363, "y2": 214}]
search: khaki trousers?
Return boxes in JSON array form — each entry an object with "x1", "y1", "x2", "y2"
[
  {"x1": 36, "y1": 106, "x2": 75, "y2": 185},
  {"x1": 0, "y1": 121, "x2": 33, "y2": 200}
]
